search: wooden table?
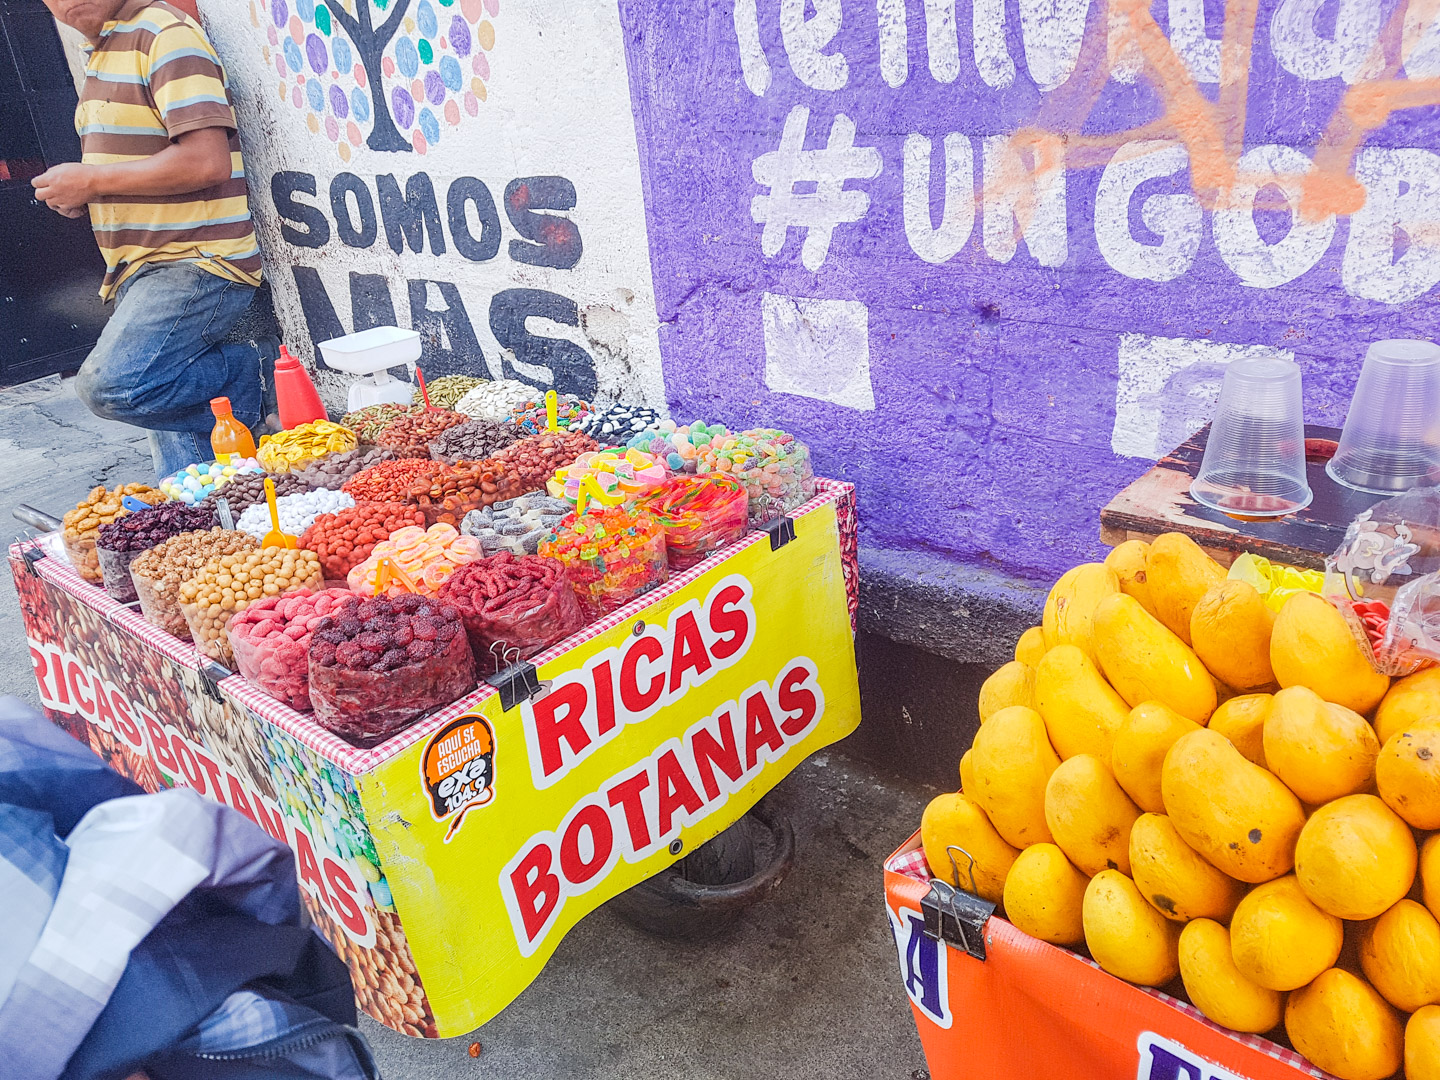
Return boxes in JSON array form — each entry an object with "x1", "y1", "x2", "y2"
[{"x1": 1099, "y1": 424, "x2": 1384, "y2": 571}]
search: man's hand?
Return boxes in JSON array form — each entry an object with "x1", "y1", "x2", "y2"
[{"x1": 32, "y1": 162, "x2": 96, "y2": 215}]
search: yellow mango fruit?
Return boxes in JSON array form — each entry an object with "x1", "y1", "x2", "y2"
[
  {"x1": 1211, "y1": 675, "x2": 1239, "y2": 707},
  {"x1": 1111, "y1": 702, "x2": 1202, "y2": 813},
  {"x1": 1083, "y1": 870, "x2": 1182, "y2": 986},
  {"x1": 1147, "y1": 532, "x2": 1226, "y2": 645},
  {"x1": 1208, "y1": 693, "x2": 1272, "y2": 767},
  {"x1": 978, "y1": 661, "x2": 1036, "y2": 723},
  {"x1": 958, "y1": 749, "x2": 976, "y2": 794},
  {"x1": 1002, "y1": 843, "x2": 1087, "y2": 946},
  {"x1": 1359, "y1": 899, "x2": 1440, "y2": 1013},
  {"x1": 1042, "y1": 563, "x2": 1120, "y2": 663},
  {"x1": 1264, "y1": 686, "x2": 1380, "y2": 805},
  {"x1": 920, "y1": 793, "x2": 1018, "y2": 904},
  {"x1": 1093, "y1": 593, "x2": 1217, "y2": 724},
  {"x1": 1230, "y1": 875, "x2": 1344, "y2": 990},
  {"x1": 1161, "y1": 729, "x2": 1305, "y2": 883},
  {"x1": 1295, "y1": 794, "x2": 1417, "y2": 920},
  {"x1": 1270, "y1": 592, "x2": 1390, "y2": 716},
  {"x1": 1129, "y1": 812, "x2": 1245, "y2": 922},
  {"x1": 969, "y1": 706, "x2": 1060, "y2": 848},
  {"x1": 1044, "y1": 754, "x2": 1141, "y2": 876},
  {"x1": 1014, "y1": 626, "x2": 1047, "y2": 668},
  {"x1": 1377, "y1": 726, "x2": 1440, "y2": 829},
  {"x1": 1375, "y1": 667, "x2": 1440, "y2": 744},
  {"x1": 1408, "y1": 1006, "x2": 1440, "y2": 1080},
  {"x1": 1033, "y1": 644, "x2": 1131, "y2": 760},
  {"x1": 1424, "y1": 834, "x2": 1440, "y2": 923},
  {"x1": 1190, "y1": 580, "x2": 1277, "y2": 692},
  {"x1": 1105, "y1": 539, "x2": 1158, "y2": 617},
  {"x1": 1285, "y1": 968, "x2": 1404, "y2": 1080},
  {"x1": 1178, "y1": 919, "x2": 1284, "y2": 1033}
]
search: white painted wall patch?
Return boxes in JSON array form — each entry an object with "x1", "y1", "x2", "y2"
[
  {"x1": 762, "y1": 292, "x2": 876, "y2": 411},
  {"x1": 1113, "y1": 334, "x2": 1296, "y2": 459}
]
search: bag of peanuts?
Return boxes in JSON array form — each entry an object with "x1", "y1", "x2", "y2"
[
  {"x1": 131, "y1": 529, "x2": 259, "y2": 639},
  {"x1": 342, "y1": 458, "x2": 453, "y2": 504},
  {"x1": 227, "y1": 588, "x2": 358, "y2": 710},
  {"x1": 179, "y1": 547, "x2": 324, "y2": 666},
  {"x1": 438, "y1": 553, "x2": 587, "y2": 673},
  {"x1": 375, "y1": 408, "x2": 468, "y2": 458},
  {"x1": 308, "y1": 594, "x2": 477, "y2": 746},
  {"x1": 299, "y1": 502, "x2": 427, "y2": 585},
  {"x1": 62, "y1": 483, "x2": 166, "y2": 583}
]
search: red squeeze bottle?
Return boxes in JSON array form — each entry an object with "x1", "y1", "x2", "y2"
[{"x1": 273, "y1": 345, "x2": 327, "y2": 429}]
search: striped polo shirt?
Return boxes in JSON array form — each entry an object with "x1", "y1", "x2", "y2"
[{"x1": 77, "y1": 0, "x2": 262, "y2": 300}]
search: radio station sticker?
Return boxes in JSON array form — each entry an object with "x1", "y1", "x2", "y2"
[{"x1": 421, "y1": 713, "x2": 497, "y2": 842}]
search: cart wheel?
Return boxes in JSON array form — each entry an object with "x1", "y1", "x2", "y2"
[
  {"x1": 677, "y1": 813, "x2": 758, "y2": 886},
  {"x1": 608, "y1": 806, "x2": 795, "y2": 942}
]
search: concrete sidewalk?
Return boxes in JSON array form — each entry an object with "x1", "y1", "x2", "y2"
[{"x1": 0, "y1": 375, "x2": 934, "y2": 1079}]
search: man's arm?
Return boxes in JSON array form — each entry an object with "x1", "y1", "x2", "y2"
[{"x1": 31, "y1": 126, "x2": 233, "y2": 216}]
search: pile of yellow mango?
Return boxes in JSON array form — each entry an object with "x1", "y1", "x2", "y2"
[{"x1": 923, "y1": 531, "x2": 1440, "y2": 1080}]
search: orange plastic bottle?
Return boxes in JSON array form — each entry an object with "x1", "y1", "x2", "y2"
[{"x1": 210, "y1": 396, "x2": 257, "y2": 464}]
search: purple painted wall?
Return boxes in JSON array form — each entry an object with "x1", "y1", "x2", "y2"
[{"x1": 617, "y1": 0, "x2": 1440, "y2": 583}]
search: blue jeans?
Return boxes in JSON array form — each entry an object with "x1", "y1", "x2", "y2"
[{"x1": 75, "y1": 262, "x2": 267, "y2": 478}]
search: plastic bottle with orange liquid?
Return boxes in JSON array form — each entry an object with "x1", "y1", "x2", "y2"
[{"x1": 210, "y1": 396, "x2": 256, "y2": 464}]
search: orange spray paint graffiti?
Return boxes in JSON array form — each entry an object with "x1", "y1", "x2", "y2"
[{"x1": 993, "y1": 0, "x2": 1440, "y2": 235}]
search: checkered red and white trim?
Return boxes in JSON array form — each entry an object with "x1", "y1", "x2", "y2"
[
  {"x1": 883, "y1": 839, "x2": 1340, "y2": 1080},
  {"x1": 14, "y1": 479, "x2": 858, "y2": 777}
]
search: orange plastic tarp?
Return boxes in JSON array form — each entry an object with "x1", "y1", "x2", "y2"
[{"x1": 884, "y1": 831, "x2": 1333, "y2": 1080}]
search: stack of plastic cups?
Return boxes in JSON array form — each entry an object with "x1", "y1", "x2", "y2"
[
  {"x1": 1327, "y1": 339, "x2": 1440, "y2": 495},
  {"x1": 1190, "y1": 357, "x2": 1312, "y2": 518}
]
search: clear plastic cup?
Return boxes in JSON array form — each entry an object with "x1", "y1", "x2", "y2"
[
  {"x1": 1327, "y1": 339, "x2": 1440, "y2": 495},
  {"x1": 1190, "y1": 357, "x2": 1312, "y2": 518}
]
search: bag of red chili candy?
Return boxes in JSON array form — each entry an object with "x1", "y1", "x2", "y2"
[
  {"x1": 438, "y1": 552, "x2": 587, "y2": 673},
  {"x1": 307, "y1": 593, "x2": 476, "y2": 746}
]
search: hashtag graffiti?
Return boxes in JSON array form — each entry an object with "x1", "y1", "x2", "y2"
[{"x1": 751, "y1": 106, "x2": 883, "y2": 272}]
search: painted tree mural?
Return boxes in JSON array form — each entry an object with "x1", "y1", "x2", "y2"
[{"x1": 258, "y1": 0, "x2": 498, "y2": 156}]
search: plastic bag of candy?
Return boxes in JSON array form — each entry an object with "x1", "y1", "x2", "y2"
[
  {"x1": 227, "y1": 588, "x2": 358, "y2": 710},
  {"x1": 539, "y1": 506, "x2": 669, "y2": 618},
  {"x1": 308, "y1": 594, "x2": 477, "y2": 746},
  {"x1": 438, "y1": 553, "x2": 587, "y2": 672},
  {"x1": 346, "y1": 523, "x2": 483, "y2": 596},
  {"x1": 461, "y1": 494, "x2": 571, "y2": 556},
  {"x1": 639, "y1": 474, "x2": 750, "y2": 570},
  {"x1": 96, "y1": 502, "x2": 217, "y2": 602}
]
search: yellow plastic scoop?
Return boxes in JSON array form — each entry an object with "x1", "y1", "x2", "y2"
[
  {"x1": 261, "y1": 477, "x2": 297, "y2": 549},
  {"x1": 372, "y1": 556, "x2": 419, "y2": 596}
]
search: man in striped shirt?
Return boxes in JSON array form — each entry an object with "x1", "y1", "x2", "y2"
[{"x1": 32, "y1": 0, "x2": 273, "y2": 476}]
